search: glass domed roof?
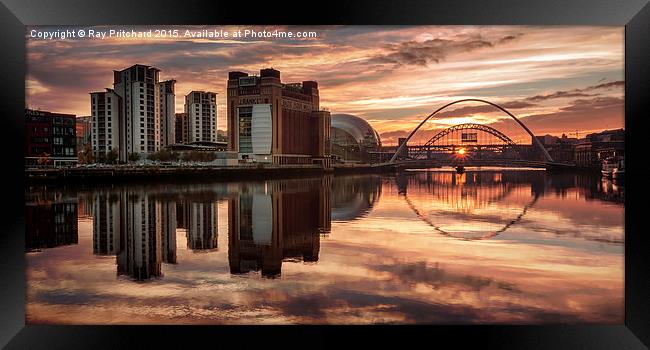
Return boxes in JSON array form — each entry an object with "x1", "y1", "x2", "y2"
[{"x1": 331, "y1": 114, "x2": 382, "y2": 148}]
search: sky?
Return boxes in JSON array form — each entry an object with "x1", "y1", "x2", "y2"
[{"x1": 26, "y1": 25, "x2": 624, "y2": 145}]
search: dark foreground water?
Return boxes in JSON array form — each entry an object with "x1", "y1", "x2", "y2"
[{"x1": 25, "y1": 168, "x2": 624, "y2": 324}]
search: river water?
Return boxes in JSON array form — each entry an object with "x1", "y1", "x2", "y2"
[{"x1": 25, "y1": 168, "x2": 624, "y2": 324}]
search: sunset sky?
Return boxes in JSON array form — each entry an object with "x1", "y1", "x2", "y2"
[{"x1": 26, "y1": 25, "x2": 624, "y2": 145}]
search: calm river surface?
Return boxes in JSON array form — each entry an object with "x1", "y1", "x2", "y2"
[{"x1": 25, "y1": 169, "x2": 624, "y2": 324}]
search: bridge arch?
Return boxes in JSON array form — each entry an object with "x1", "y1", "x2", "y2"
[
  {"x1": 388, "y1": 99, "x2": 553, "y2": 163},
  {"x1": 404, "y1": 192, "x2": 540, "y2": 240},
  {"x1": 427, "y1": 123, "x2": 517, "y2": 146}
]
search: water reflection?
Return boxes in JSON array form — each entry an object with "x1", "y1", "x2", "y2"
[
  {"x1": 25, "y1": 170, "x2": 625, "y2": 324},
  {"x1": 395, "y1": 170, "x2": 624, "y2": 242},
  {"x1": 331, "y1": 175, "x2": 382, "y2": 221},
  {"x1": 228, "y1": 177, "x2": 331, "y2": 278},
  {"x1": 398, "y1": 171, "x2": 543, "y2": 240},
  {"x1": 25, "y1": 188, "x2": 78, "y2": 252},
  {"x1": 182, "y1": 201, "x2": 218, "y2": 252}
]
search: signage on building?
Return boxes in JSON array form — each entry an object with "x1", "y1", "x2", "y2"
[
  {"x1": 281, "y1": 99, "x2": 311, "y2": 112},
  {"x1": 26, "y1": 109, "x2": 46, "y2": 116},
  {"x1": 461, "y1": 132, "x2": 478, "y2": 142},
  {"x1": 239, "y1": 76, "x2": 257, "y2": 86},
  {"x1": 239, "y1": 97, "x2": 267, "y2": 105}
]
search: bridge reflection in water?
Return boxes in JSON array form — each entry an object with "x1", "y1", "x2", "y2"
[
  {"x1": 25, "y1": 171, "x2": 622, "y2": 281},
  {"x1": 397, "y1": 170, "x2": 541, "y2": 240},
  {"x1": 394, "y1": 169, "x2": 623, "y2": 243},
  {"x1": 25, "y1": 171, "x2": 624, "y2": 324}
]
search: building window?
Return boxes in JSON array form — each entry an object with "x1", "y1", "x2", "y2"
[{"x1": 238, "y1": 106, "x2": 253, "y2": 153}]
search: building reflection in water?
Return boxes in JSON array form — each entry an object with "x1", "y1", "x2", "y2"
[
  {"x1": 181, "y1": 201, "x2": 218, "y2": 252},
  {"x1": 159, "y1": 200, "x2": 177, "y2": 264},
  {"x1": 25, "y1": 171, "x2": 625, "y2": 324},
  {"x1": 27, "y1": 170, "x2": 623, "y2": 282},
  {"x1": 84, "y1": 176, "x2": 349, "y2": 280},
  {"x1": 92, "y1": 190, "x2": 120, "y2": 255},
  {"x1": 331, "y1": 175, "x2": 382, "y2": 221},
  {"x1": 25, "y1": 187, "x2": 78, "y2": 252},
  {"x1": 91, "y1": 188, "x2": 177, "y2": 280},
  {"x1": 228, "y1": 177, "x2": 332, "y2": 278},
  {"x1": 116, "y1": 190, "x2": 161, "y2": 281}
]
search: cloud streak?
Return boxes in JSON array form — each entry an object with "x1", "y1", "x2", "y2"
[
  {"x1": 370, "y1": 33, "x2": 523, "y2": 67},
  {"x1": 25, "y1": 25, "x2": 624, "y2": 144}
]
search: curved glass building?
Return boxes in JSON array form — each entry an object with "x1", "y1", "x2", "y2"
[{"x1": 331, "y1": 114, "x2": 382, "y2": 162}]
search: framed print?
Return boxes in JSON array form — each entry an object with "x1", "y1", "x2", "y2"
[{"x1": 0, "y1": 0, "x2": 648, "y2": 348}]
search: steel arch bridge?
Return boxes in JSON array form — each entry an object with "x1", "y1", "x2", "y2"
[
  {"x1": 388, "y1": 99, "x2": 554, "y2": 164},
  {"x1": 407, "y1": 123, "x2": 521, "y2": 160},
  {"x1": 427, "y1": 123, "x2": 517, "y2": 146}
]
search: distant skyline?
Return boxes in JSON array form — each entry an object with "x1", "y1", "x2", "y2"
[{"x1": 26, "y1": 25, "x2": 624, "y2": 145}]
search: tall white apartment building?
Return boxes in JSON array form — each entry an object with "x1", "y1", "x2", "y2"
[
  {"x1": 90, "y1": 89, "x2": 121, "y2": 160},
  {"x1": 91, "y1": 64, "x2": 176, "y2": 162},
  {"x1": 157, "y1": 80, "x2": 176, "y2": 148},
  {"x1": 185, "y1": 91, "x2": 217, "y2": 143}
]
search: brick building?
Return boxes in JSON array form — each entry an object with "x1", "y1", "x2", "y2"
[
  {"x1": 25, "y1": 108, "x2": 77, "y2": 167},
  {"x1": 226, "y1": 68, "x2": 330, "y2": 166}
]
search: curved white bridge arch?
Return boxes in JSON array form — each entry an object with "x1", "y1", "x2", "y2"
[{"x1": 388, "y1": 99, "x2": 554, "y2": 163}]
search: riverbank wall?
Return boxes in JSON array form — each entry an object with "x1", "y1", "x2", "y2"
[{"x1": 25, "y1": 163, "x2": 400, "y2": 184}]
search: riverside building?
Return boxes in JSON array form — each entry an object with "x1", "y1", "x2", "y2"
[
  {"x1": 25, "y1": 108, "x2": 78, "y2": 167},
  {"x1": 90, "y1": 64, "x2": 176, "y2": 162},
  {"x1": 175, "y1": 113, "x2": 189, "y2": 143},
  {"x1": 226, "y1": 68, "x2": 331, "y2": 166},
  {"x1": 185, "y1": 91, "x2": 217, "y2": 143}
]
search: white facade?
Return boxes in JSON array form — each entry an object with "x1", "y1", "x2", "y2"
[
  {"x1": 251, "y1": 104, "x2": 272, "y2": 156},
  {"x1": 238, "y1": 103, "x2": 273, "y2": 163},
  {"x1": 112, "y1": 65, "x2": 160, "y2": 161},
  {"x1": 90, "y1": 89, "x2": 121, "y2": 158},
  {"x1": 185, "y1": 91, "x2": 217, "y2": 143},
  {"x1": 90, "y1": 65, "x2": 178, "y2": 162},
  {"x1": 157, "y1": 80, "x2": 176, "y2": 148}
]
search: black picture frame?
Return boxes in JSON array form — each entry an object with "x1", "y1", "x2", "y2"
[{"x1": 1, "y1": 0, "x2": 648, "y2": 348}]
